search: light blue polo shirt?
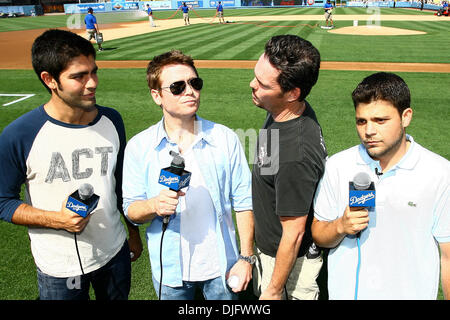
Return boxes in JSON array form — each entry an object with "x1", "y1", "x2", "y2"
[
  {"x1": 122, "y1": 115, "x2": 252, "y2": 288},
  {"x1": 314, "y1": 135, "x2": 450, "y2": 299}
]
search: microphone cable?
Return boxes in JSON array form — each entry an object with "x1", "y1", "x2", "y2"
[
  {"x1": 354, "y1": 235, "x2": 361, "y2": 300},
  {"x1": 158, "y1": 219, "x2": 170, "y2": 300},
  {"x1": 74, "y1": 233, "x2": 85, "y2": 275}
]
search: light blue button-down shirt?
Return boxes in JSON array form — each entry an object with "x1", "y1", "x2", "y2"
[{"x1": 122, "y1": 115, "x2": 252, "y2": 288}]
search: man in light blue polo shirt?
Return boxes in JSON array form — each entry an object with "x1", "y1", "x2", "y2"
[
  {"x1": 312, "y1": 72, "x2": 449, "y2": 299},
  {"x1": 122, "y1": 50, "x2": 255, "y2": 300}
]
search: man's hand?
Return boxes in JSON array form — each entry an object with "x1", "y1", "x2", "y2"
[
  {"x1": 227, "y1": 259, "x2": 253, "y2": 293},
  {"x1": 58, "y1": 198, "x2": 91, "y2": 233},
  {"x1": 153, "y1": 189, "x2": 185, "y2": 217},
  {"x1": 338, "y1": 206, "x2": 369, "y2": 235}
]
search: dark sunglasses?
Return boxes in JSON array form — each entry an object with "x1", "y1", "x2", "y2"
[{"x1": 160, "y1": 77, "x2": 203, "y2": 95}]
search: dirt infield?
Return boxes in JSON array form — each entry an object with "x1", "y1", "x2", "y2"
[
  {"x1": 328, "y1": 25, "x2": 427, "y2": 35},
  {"x1": 0, "y1": 13, "x2": 449, "y2": 72},
  {"x1": 93, "y1": 60, "x2": 450, "y2": 73}
]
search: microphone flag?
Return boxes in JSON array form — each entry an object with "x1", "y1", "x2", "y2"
[
  {"x1": 66, "y1": 183, "x2": 100, "y2": 217},
  {"x1": 349, "y1": 172, "x2": 375, "y2": 207}
]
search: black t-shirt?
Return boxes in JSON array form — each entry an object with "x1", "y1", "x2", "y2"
[{"x1": 252, "y1": 102, "x2": 327, "y2": 257}]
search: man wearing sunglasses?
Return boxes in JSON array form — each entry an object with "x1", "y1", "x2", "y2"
[{"x1": 122, "y1": 50, "x2": 255, "y2": 300}]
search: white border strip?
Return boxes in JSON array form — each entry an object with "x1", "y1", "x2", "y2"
[{"x1": 0, "y1": 94, "x2": 35, "y2": 106}]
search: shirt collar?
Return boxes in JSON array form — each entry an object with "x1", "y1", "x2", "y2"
[
  {"x1": 152, "y1": 114, "x2": 217, "y2": 150},
  {"x1": 356, "y1": 134, "x2": 419, "y2": 172}
]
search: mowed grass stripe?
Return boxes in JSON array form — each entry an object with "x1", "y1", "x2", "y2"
[
  {"x1": 99, "y1": 23, "x2": 246, "y2": 60},
  {"x1": 99, "y1": 20, "x2": 325, "y2": 61},
  {"x1": 195, "y1": 20, "x2": 321, "y2": 60},
  {"x1": 225, "y1": 21, "x2": 321, "y2": 60},
  {"x1": 97, "y1": 24, "x2": 215, "y2": 59},
  {"x1": 0, "y1": 15, "x2": 67, "y2": 32},
  {"x1": 187, "y1": 23, "x2": 281, "y2": 59},
  {"x1": 96, "y1": 19, "x2": 450, "y2": 63},
  {"x1": 132, "y1": 23, "x2": 227, "y2": 58}
]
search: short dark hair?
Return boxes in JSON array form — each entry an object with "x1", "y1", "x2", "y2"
[
  {"x1": 146, "y1": 50, "x2": 198, "y2": 90},
  {"x1": 31, "y1": 29, "x2": 96, "y2": 93},
  {"x1": 351, "y1": 72, "x2": 411, "y2": 115},
  {"x1": 87, "y1": 7, "x2": 93, "y2": 13},
  {"x1": 264, "y1": 35, "x2": 321, "y2": 101}
]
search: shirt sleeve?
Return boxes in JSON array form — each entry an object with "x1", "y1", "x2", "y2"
[
  {"x1": 0, "y1": 130, "x2": 25, "y2": 222},
  {"x1": 0, "y1": 109, "x2": 44, "y2": 222},
  {"x1": 122, "y1": 136, "x2": 147, "y2": 224},
  {"x1": 229, "y1": 131, "x2": 252, "y2": 212},
  {"x1": 275, "y1": 159, "x2": 321, "y2": 217},
  {"x1": 432, "y1": 176, "x2": 450, "y2": 243},
  {"x1": 313, "y1": 160, "x2": 343, "y2": 222}
]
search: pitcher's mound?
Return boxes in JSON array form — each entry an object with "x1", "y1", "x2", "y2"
[{"x1": 329, "y1": 25, "x2": 426, "y2": 36}]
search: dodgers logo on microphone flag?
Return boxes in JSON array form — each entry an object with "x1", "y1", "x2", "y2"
[
  {"x1": 349, "y1": 188, "x2": 376, "y2": 207},
  {"x1": 66, "y1": 184, "x2": 100, "y2": 217},
  {"x1": 348, "y1": 181, "x2": 376, "y2": 207},
  {"x1": 159, "y1": 168, "x2": 191, "y2": 191},
  {"x1": 349, "y1": 172, "x2": 376, "y2": 207}
]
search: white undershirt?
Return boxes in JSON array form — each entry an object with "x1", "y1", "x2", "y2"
[{"x1": 179, "y1": 146, "x2": 221, "y2": 281}]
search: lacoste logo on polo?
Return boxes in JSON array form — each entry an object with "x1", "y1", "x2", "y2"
[{"x1": 408, "y1": 201, "x2": 417, "y2": 207}]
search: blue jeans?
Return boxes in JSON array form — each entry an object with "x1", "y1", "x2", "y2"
[
  {"x1": 37, "y1": 241, "x2": 131, "y2": 300},
  {"x1": 154, "y1": 276, "x2": 237, "y2": 300}
]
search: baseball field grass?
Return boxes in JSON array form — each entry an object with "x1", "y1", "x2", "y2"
[
  {"x1": 0, "y1": 68, "x2": 448, "y2": 300},
  {"x1": 95, "y1": 19, "x2": 450, "y2": 63},
  {"x1": 0, "y1": 7, "x2": 448, "y2": 300},
  {"x1": 0, "y1": 7, "x2": 439, "y2": 32}
]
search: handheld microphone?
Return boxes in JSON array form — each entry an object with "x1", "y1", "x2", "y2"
[
  {"x1": 158, "y1": 151, "x2": 192, "y2": 224},
  {"x1": 349, "y1": 172, "x2": 375, "y2": 208},
  {"x1": 66, "y1": 183, "x2": 100, "y2": 218},
  {"x1": 157, "y1": 152, "x2": 192, "y2": 299},
  {"x1": 349, "y1": 172, "x2": 375, "y2": 299},
  {"x1": 158, "y1": 151, "x2": 192, "y2": 192}
]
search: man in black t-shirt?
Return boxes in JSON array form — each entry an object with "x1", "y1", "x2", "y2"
[{"x1": 249, "y1": 35, "x2": 327, "y2": 300}]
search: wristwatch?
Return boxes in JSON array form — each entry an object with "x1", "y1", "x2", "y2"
[{"x1": 238, "y1": 254, "x2": 257, "y2": 265}]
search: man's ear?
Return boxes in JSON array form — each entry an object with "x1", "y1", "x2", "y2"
[
  {"x1": 40, "y1": 71, "x2": 58, "y2": 91},
  {"x1": 150, "y1": 88, "x2": 162, "y2": 106},
  {"x1": 286, "y1": 87, "x2": 301, "y2": 103},
  {"x1": 401, "y1": 107, "x2": 413, "y2": 128}
]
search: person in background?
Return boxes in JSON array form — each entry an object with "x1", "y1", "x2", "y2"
[
  {"x1": 216, "y1": 1, "x2": 225, "y2": 24},
  {"x1": 181, "y1": 2, "x2": 190, "y2": 25},
  {"x1": 84, "y1": 7, "x2": 103, "y2": 51},
  {"x1": 324, "y1": 0, "x2": 334, "y2": 28},
  {"x1": 146, "y1": 4, "x2": 156, "y2": 27}
]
